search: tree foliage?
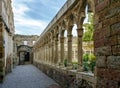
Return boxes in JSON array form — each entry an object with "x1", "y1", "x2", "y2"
[{"x1": 83, "y1": 13, "x2": 94, "y2": 41}]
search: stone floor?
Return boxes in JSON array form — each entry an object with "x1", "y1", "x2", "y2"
[{"x1": 0, "y1": 65, "x2": 61, "y2": 88}]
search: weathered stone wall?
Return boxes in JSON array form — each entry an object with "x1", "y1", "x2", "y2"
[
  {"x1": 0, "y1": 20, "x2": 5, "y2": 82},
  {"x1": 13, "y1": 34, "x2": 39, "y2": 65},
  {"x1": 34, "y1": 61, "x2": 76, "y2": 88},
  {"x1": 0, "y1": 0, "x2": 14, "y2": 82},
  {"x1": 94, "y1": 0, "x2": 120, "y2": 88},
  {"x1": 14, "y1": 34, "x2": 39, "y2": 47},
  {"x1": 34, "y1": 61, "x2": 95, "y2": 88}
]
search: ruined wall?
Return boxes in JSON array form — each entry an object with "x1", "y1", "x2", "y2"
[
  {"x1": 0, "y1": 0, "x2": 14, "y2": 82},
  {"x1": 94, "y1": 0, "x2": 120, "y2": 88},
  {"x1": 13, "y1": 34, "x2": 39, "y2": 65},
  {"x1": 14, "y1": 34, "x2": 39, "y2": 47}
]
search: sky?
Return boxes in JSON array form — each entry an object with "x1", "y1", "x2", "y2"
[{"x1": 12, "y1": 0, "x2": 67, "y2": 35}]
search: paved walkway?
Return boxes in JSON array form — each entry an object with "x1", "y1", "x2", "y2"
[{"x1": 0, "y1": 65, "x2": 60, "y2": 88}]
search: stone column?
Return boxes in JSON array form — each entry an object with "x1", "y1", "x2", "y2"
[
  {"x1": 48, "y1": 42, "x2": 51, "y2": 64},
  {"x1": 77, "y1": 28, "x2": 83, "y2": 66},
  {"x1": 44, "y1": 45, "x2": 46, "y2": 63},
  {"x1": 45, "y1": 44, "x2": 48, "y2": 63},
  {"x1": 54, "y1": 37, "x2": 58, "y2": 65},
  {"x1": 60, "y1": 37, "x2": 64, "y2": 64},
  {"x1": 67, "y1": 34, "x2": 73, "y2": 65},
  {"x1": 52, "y1": 37, "x2": 55, "y2": 65}
]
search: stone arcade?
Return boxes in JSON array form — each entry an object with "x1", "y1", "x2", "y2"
[
  {"x1": 33, "y1": 0, "x2": 120, "y2": 88},
  {"x1": 0, "y1": 0, "x2": 120, "y2": 88}
]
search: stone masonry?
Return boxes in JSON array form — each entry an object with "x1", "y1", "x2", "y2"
[
  {"x1": 94, "y1": 0, "x2": 120, "y2": 88},
  {"x1": 0, "y1": 0, "x2": 14, "y2": 82}
]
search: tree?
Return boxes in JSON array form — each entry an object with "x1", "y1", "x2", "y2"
[{"x1": 83, "y1": 13, "x2": 93, "y2": 41}]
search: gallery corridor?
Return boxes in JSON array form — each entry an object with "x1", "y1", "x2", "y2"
[{"x1": 0, "y1": 65, "x2": 60, "y2": 88}]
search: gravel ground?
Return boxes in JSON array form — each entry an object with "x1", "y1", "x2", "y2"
[{"x1": 0, "y1": 65, "x2": 61, "y2": 88}]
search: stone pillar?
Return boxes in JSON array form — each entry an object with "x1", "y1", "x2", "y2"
[
  {"x1": 44, "y1": 45, "x2": 46, "y2": 63},
  {"x1": 52, "y1": 37, "x2": 55, "y2": 65},
  {"x1": 67, "y1": 34, "x2": 73, "y2": 65},
  {"x1": 60, "y1": 37, "x2": 64, "y2": 64},
  {"x1": 54, "y1": 37, "x2": 58, "y2": 65},
  {"x1": 45, "y1": 44, "x2": 48, "y2": 63},
  {"x1": 77, "y1": 28, "x2": 83, "y2": 69},
  {"x1": 48, "y1": 42, "x2": 51, "y2": 64}
]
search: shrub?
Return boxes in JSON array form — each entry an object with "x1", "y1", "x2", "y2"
[
  {"x1": 82, "y1": 54, "x2": 96, "y2": 72},
  {"x1": 64, "y1": 59, "x2": 67, "y2": 67}
]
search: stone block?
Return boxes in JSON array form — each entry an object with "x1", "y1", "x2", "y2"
[
  {"x1": 107, "y1": 56, "x2": 120, "y2": 69},
  {"x1": 93, "y1": 14, "x2": 99, "y2": 25},
  {"x1": 118, "y1": 35, "x2": 120, "y2": 44},
  {"x1": 94, "y1": 38, "x2": 104, "y2": 48},
  {"x1": 99, "y1": 9, "x2": 108, "y2": 21},
  {"x1": 110, "y1": 22, "x2": 120, "y2": 36},
  {"x1": 112, "y1": 45, "x2": 120, "y2": 55},
  {"x1": 94, "y1": 46, "x2": 111, "y2": 56},
  {"x1": 97, "y1": 68, "x2": 120, "y2": 83},
  {"x1": 0, "y1": 53, "x2": 2, "y2": 58},
  {"x1": 110, "y1": 0, "x2": 120, "y2": 5},
  {"x1": 0, "y1": 68, "x2": 3, "y2": 72},
  {"x1": 96, "y1": 56, "x2": 106, "y2": 68},
  {"x1": 108, "y1": 35, "x2": 118, "y2": 46},
  {"x1": 95, "y1": 0, "x2": 109, "y2": 12},
  {"x1": 0, "y1": 47, "x2": 2, "y2": 51},
  {"x1": 106, "y1": 7, "x2": 120, "y2": 19},
  {"x1": 0, "y1": 23, "x2": 2, "y2": 28}
]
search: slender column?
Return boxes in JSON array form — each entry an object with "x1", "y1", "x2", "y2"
[
  {"x1": 52, "y1": 37, "x2": 55, "y2": 65},
  {"x1": 48, "y1": 43, "x2": 52, "y2": 64},
  {"x1": 44, "y1": 44, "x2": 46, "y2": 63},
  {"x1": 77, "y1": 28, "x2": 83, "y2": 66},
  {"x1": 60, "y1": 37, "x2": 64, "y2": 63},
  {"x1": 46, "y1": 44, "x2": 48, "y2": 63},
  {"x1": 54, "y1": 37, "x2": 58, "y2": 64},
  {"x1": 67, "y1": 34, "x2": 73, "y2": 64}
]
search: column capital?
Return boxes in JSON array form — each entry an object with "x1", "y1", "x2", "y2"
[
  {"x1": 76, "y1": 28, "x2": 84, "y2": 31},
  {"x1": 55, "y1": 38, "x2": 59, "y2": 41},
  {"x1": 60, "y1": 37, "x2": 64, "y2": 43},
  {"x1": 77, "y1": 28, "x2": 83, "y2": 37},
  {"x1": 67, "y1": 34, "x2": 72, "y2": 42}
]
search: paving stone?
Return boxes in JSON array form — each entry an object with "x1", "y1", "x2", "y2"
[{"x1": 0, "y1": 65, "x2": 59, "y2": 88}]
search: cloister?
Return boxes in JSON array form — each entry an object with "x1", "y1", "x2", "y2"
[
  {"x1": 33, "y1": 0, "x2": 120, "y2": 88},
  {"x1": 0, "y1": 0, "x2": 120, "y2": 88}
]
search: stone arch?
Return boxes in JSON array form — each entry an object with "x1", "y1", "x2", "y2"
[{"x1": 17, "y1": 45, "x2": 32, "y2": 65}]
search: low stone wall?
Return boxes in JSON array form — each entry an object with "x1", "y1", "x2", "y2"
[{"x1": 34, "y1": 61, "x2": 96, "y2": 88}]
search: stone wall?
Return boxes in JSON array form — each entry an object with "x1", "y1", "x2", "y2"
[
  {"x1": 13, "y1": 34, "x2": 39, "y2": 65},
  {"x1": 14, "y1": 34, "x2": 39, "y2": 47},
  {"x1": 34, "y1": 61, "x2": 95, "y2": 88},
  {"x1": 0, "y1": 19, "x2": 5, "y2": 83},
  {"x1": 0, "y1": 0, "x2": 14, "y2": 82},
  {"x1": 94, "y1": 0, "x2": 120, "y2": 88}
]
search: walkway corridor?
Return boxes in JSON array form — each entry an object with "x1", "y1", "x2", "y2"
[{"x1": 0, "y1": 65, "x2": 60, "y2": 88}]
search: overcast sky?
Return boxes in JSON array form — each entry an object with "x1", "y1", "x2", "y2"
[{"x1": 12, "y1": 0, "x2": 67, "y2": 35}]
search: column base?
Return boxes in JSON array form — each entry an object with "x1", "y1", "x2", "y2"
[
  {"x1": 59, "y1": 63, "x2": 64, "y2": 68},
  {"x1": 66, "y1": 63, "x2": 72, "y2": 70},
  {"x1": 77, "y1": 65, "x2": 83, "y2": 72}
]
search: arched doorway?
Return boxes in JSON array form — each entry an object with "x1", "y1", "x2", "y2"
[{"x1": 17, "y1": 45, "x2": 32, "y2": 65}]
